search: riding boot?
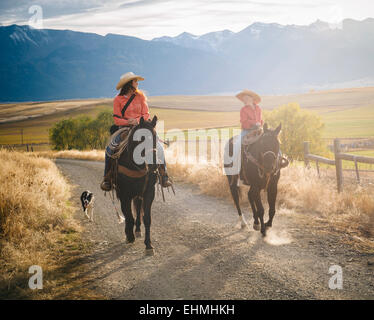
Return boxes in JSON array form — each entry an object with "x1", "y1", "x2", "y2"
[
  {"x1": 158, "y1": 163, "x2": 172, "y2": 188},
  {"x1": 100, "y1": 154, "x2": 113, "y2": 191}
]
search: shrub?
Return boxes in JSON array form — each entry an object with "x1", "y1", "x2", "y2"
[
  {"x1": 49, "y1": 111, "x2": 113, "y2": 150},
  {"x1": 263, "y1": 103, "x2": 326, "y2": 160}
]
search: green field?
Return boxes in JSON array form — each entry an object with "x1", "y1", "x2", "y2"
[
  {"x1": 1, "y1": 87, "x2": 374, "y2": 145},
  {"x1": 317, "y1": 104, "x2": 374, "y2": 138}
]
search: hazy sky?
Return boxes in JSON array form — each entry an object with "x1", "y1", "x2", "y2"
[{"x1": 1, "y1": 0, "x2": 374, "y2": 39}]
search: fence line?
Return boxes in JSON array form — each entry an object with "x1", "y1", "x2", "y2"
[
  {"x1": 303, "y1": 138, "x2": 374, "y2": 192},
  {"x1": 0, "y1": 143, "x2": 50, "y2": 152}
]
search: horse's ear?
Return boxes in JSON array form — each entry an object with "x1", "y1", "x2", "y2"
[
  {"x1": 151, "y1": 115, "x2": 158, "y2": 127},
  {"x1": 274, "y1": 123, "x2": 282, "y2": 136},
  {"x1": 140, "y1": 117, "x2": 145, "y2": 125},
  {"x1": 263, "y1": 123, "x2": 268, "y2": 132}
]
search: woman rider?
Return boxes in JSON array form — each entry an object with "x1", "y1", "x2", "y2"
[
  {"x1": 237, "y1": 89, "x2": 263, "y2": 139},
  {"x1": 100, "y1": 72, "x2": 172, "y2": 191},
  {"x1": 231, "y1": 89, "x2": 263, "y2": 174}
]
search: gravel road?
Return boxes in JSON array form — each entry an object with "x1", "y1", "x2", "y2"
[{"x1": 55, "y1": 158, "x2": 374, "y2": 300}]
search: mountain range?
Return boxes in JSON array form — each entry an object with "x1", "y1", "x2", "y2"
[{"x1": 1, "y1": 18, "x2": 374, "y2": 102}]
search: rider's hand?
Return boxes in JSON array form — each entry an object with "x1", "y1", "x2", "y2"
[{"x1": 128, "y1": 118, "x2": 138, "y2": 125}]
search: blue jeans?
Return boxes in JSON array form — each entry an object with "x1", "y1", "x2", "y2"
[
  {"x1": 234, "y1": 129, "x2": 251, "y2": 158},
  {"x1": 224, "y1": 129, "x2": 249, "y2": 175},
  {"x1": 232, "y1": 129, "x2": 251, "y2": 170}
]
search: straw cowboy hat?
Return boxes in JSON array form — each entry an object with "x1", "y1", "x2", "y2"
[
  {"x1": 236, "y1": 89, "x2": 261, "y2": 104},
  {"x1": 116, "y1": 72, "x2": 145, "y2": 90}
]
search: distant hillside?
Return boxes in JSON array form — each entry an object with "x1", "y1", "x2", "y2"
[{"x1": 1, "y1": 18, "x2": 374, "y2": 102}]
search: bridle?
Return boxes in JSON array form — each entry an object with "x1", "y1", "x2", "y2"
[
  {"x1": 261, "y1": 151, "x2": 279, "y2": 176},
  {"x1": 243, "y1": 140, "x2": 281, "y2": 189}
]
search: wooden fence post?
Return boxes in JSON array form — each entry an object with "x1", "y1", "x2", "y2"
[
  {"x1": 303, "y1": 141, "x2": 310, "y2": 167},
  {"x1": 334, "y1": 138, "x2": 343, "y2": 193},
  {"x1": 353, "y1": 156, "x2": 360, "y2": 184}
]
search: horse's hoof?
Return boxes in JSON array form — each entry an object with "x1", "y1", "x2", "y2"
[
  {"x1": 239, "y1": 216, "x2": 248, "y2": 229},
  {"x1": 126, "y1": 238, "x2": 135, "y2": 244},
  {"x1": 253, "y1": 223, "x2": 260, "y2": 231},
  {"x1": 135, "y1": 231, "x2": 142, "y2": 238},
  {"x1": 118, "y1": 217, "x2": 125, "y2": 224},
  {"x1": 145, "y1": 248, "x2": 154, "y2": 256}
]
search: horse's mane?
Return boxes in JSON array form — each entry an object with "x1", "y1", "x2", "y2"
[{"x1": 127, "y1": 119, "x2": 155, "y2": 142}]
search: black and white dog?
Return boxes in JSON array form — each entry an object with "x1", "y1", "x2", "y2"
[{"x1": 80, "y1": 190, "x2": 95, "y2": 222}]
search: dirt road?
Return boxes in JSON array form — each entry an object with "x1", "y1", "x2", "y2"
[{"x1": 55, "y1": 159, "x2": 374, "y2": 300}]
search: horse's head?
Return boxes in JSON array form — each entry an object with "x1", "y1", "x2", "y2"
[
  {"x1": 127, "y1": 115, "x2": 158, "y2": 167},
  {"x1": 259, "y1": 123, "x2": 281, "y2": 174}
]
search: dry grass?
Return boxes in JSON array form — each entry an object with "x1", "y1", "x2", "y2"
[
  {"x1": 36, "y1": 149, "x2": 105, "y2": 161},
  {"x1": 276, "y1": 165, "x2": 374, "y2": 239},
  {"x1": 0, "y1": 99, "x2": 111, "y2": 122},
  {"x1": 0, "y1": 149, "x2": 101, "y2": 299}
]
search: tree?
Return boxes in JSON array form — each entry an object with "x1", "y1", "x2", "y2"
[
  {"x1": 49, "y1": 111, "x2": 113, "y2": 150},
  {"x1": 263, "y1": 103, "x2": 325, "y2": 161},
  {"x1": 94, "y1": 111, "x2": 113, "y2": 148},
  {"x1": 49, "y1": 119, "x2": 76, "y2": 150}
]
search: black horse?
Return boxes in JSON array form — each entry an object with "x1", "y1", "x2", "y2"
[
  {"x1": 225, "y1": 123, "x2": 287, "y2": 236},
  {"x1": 116, "y1": 116, "x2": 159, "y2": 255}
]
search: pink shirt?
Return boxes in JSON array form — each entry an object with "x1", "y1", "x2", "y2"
[
  {"x1": 113, "y1": 93, "x2": 150, "y2": 126},
  {"x1": 240, "y1": 104, "x2": 263, "y2": 129}
]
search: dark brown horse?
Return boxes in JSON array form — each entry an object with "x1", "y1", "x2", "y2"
[
  {"x1": 225, "y1": 123, "x2": 288, "y2": 236},
  {"x1": 115, "y1": 116, "x2": 159, "y2": 255}
]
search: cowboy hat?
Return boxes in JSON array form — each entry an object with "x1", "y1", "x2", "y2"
[
  {"x1": 236, "y1": 89, "x2": 261, "y2": 104},
  {"x1": 116, "y1": 72, "x2": 145, "y2": 90}
]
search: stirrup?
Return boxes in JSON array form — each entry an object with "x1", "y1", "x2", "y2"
[
  {"x1": 100, "y1": 180, "x2": 112, "y2": 192},
  {"x1": 161, "y1": 175, "x2": 172, "y2": 188},
  {"x1": 280, "y1": 156, "x2": 289, "y2": 168}
]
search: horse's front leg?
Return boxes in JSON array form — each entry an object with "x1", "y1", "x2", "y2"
[
  {"x1": 227, "y1": 175, "x2": 247, "y2": 229},
  {"x1": 252, "y1": 187, "x2": 265, "y2": 236},
  {"x1": 248, "y1": 187, "x2": 260, "y2": 231},
  {"x1": 134, "y1": 197, "x2": 142, "y2": 238},
  {"x1": 121, "y1": 198, "x2": 135, "y2": 243},
  {"x1": 265, "y1": 177, "x2": 278, "y2": 229},
  {"x1": 143, "y1": 188, "x2": 155, "y2": 255}
]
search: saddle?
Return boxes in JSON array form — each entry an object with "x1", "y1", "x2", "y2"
[
  {"x1": 242, "y1": 127, "x2": 263, "y2": 146},
  {"x1": 106, "y1": 126, "x2": 131, "y2": 160},
  {"x1": 106, "y1": 127, "x2": 148, "y2": 197}
]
